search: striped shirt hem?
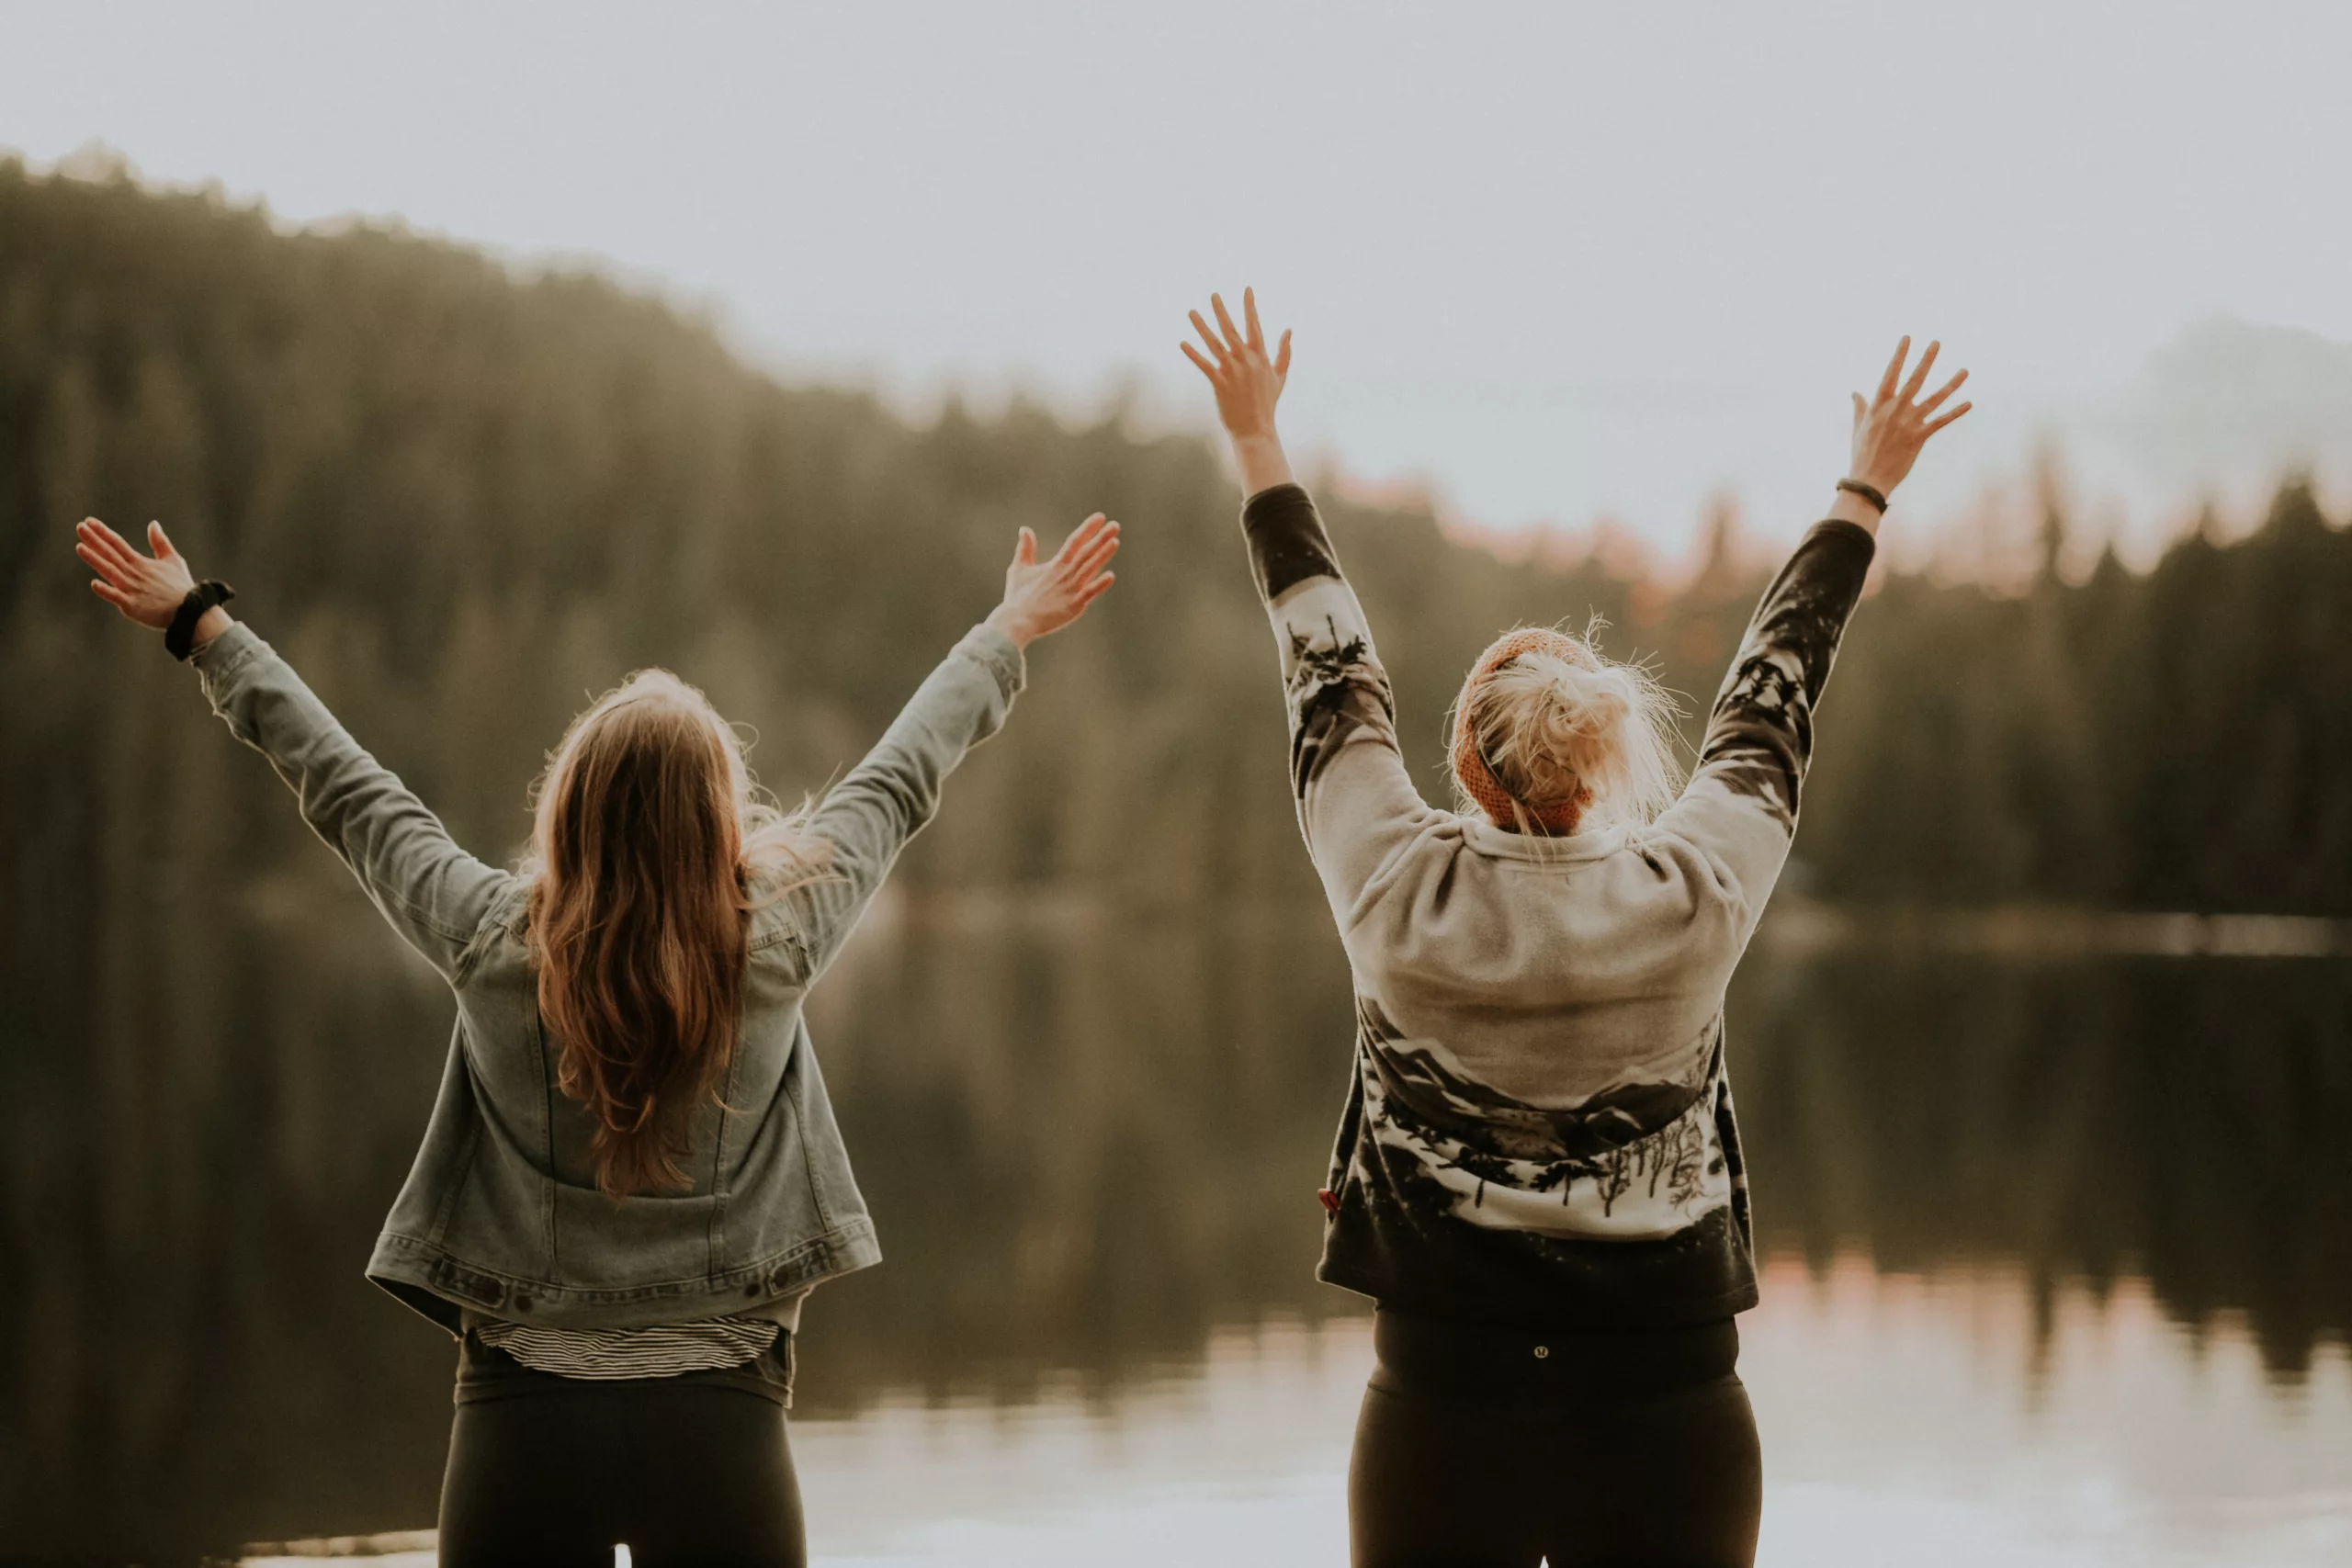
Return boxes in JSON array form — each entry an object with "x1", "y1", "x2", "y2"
[{"x1": 474, "y1": 1314, "x2": 780, "y2": 1380}]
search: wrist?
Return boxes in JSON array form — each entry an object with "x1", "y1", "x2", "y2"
[
  {"x1": 984, "y1": 605, "x2": 1035, "y2": 651},
  {"x1": 165, "y1": 579, "x2": 237, "y2": 660},
  {"x1": 1846, "y1": 468, "x2": 1900, "y2": 497},
  {"x1": 1825, "y1": 487, "x2": 1883, "y2": 534},
  {"x1": 190, "y1": 604, "x2": 233, "y2": 647},
  {"x1": 1229, "y1": 432, "x2": 1294, "y2": 495}
]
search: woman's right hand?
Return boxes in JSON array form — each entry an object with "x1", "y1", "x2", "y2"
[
  {"x1": 1849, "y1": 336, "x2": 1972, "y2": 498},
  {"x1": 985, "y1": 513, "x2": 1121, "y2": 650}
]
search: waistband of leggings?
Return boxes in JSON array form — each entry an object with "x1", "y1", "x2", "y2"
[{"x1": 1371, "y1": 1306, "x2": 1738, "y2": 1405}]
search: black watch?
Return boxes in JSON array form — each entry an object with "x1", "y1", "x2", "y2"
[{"x1": 166, "y1": 580, "x2": 237, "y2": 661}]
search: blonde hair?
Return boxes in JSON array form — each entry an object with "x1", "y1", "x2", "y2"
[
  {"x1": 1449, "y1": 623, "x2": 1687, "y2": 836},
  {"x1": 525, "y1": 670, "x2": 826, "y2": 1198}
]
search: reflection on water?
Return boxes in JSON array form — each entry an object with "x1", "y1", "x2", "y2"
[
  {"x1": 1730, "y1": 936, "x2": 2352, "y2": 1378},
  {"x1": 1743, "y1": 1260, "x2": 2352, "y2": 1567},
  {"x1": 792, "y1": 1261, "x2": 2352, "y2": 1568},
  {"x1": 247, "y1": 1277, "x2": 2352, "y2": 1567},
  {"x1": 4, "y1": 885, "x2": 2349, "y2": 1561}
]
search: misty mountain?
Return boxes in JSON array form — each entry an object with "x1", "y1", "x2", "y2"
[{"x1": 2058, "y1": 314, "x2": 2352, "y2": 529}]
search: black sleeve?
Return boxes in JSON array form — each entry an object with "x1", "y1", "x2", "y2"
[{"x1": 1692, "y1": 518, "x2": 1877, "y2": 829}]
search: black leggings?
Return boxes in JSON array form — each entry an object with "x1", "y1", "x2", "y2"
[
  {"x1": 438, "y1": 1336, "x2": 805, "y2": 1568},
  {"x1": 1350, "y1": 1309, "x2": 1761, "y2": 1568}
]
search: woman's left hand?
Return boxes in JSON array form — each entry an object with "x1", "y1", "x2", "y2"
[
  {"x1": 1849, "y1": 337, "x2": 1972, "y2": 499},
  {"x1": 76, "y1": 517, "x2": 228, "y2": 642},
  {"x1": 985, "y1": 513, "x2": 1120, "y2": 649}
]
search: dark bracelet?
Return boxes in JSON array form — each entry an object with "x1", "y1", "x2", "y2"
[
  {"x1": 1835, "y1": 478, "x2": 1889, "y2": 514},
  {"x1": 166, "y1": 580, "x2": 237, "y2": 661}
]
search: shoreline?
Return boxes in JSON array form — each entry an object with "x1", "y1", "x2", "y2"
[{"x1": 858, "y1": 885, "x2": 2352, "y2": 960}]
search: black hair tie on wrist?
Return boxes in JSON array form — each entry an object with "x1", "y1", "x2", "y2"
[
  {"x1": 1836, "y1": 478, "x2": 1889, "y2": 514},
  {"x1": 166, "y1": 580, "x2": 236, "y2": 661}
]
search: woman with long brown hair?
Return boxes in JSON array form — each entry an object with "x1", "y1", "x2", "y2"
[{"x1": 73, "y1": 510, "x2": 1119, "y2": 1564}]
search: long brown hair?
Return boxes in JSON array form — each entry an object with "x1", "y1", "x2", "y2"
[{"x1": 527, "y1": 670, "x2": 820, "y2": 1198}]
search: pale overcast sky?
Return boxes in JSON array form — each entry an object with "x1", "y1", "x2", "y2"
[{"x1": 7, "y1": 0, "x2": 2351, "y2": 559}]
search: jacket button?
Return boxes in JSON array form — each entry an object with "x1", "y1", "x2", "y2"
[
  {"x1": 768, "y1": 1268, "x2": 793, "y2": 1293},
  {"x1": 1532, "y1": 1345, "x2": 1549, "y2": 1359},
  {"x1": 513, "y1": 1294, "x2": 534, "y2": 1312},
  {"x1": 744, "y1": 1280, "x2": 763, "y2": 1298}
]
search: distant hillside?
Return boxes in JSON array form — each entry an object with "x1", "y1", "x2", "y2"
[
  {"x1": 2055, "y1": 315, "x2": 2352, "y2": 533},
  {"x1": 6, "y1": 157, "x2": 2352, "y2": 945}
]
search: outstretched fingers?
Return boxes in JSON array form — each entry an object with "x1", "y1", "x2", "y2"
[
  {"x1": 1899, "y1": 341, "x2": 1940, "y2": 403},
  {"x1": 1923, "y1": 400, "x2": 1974, "y2": 434},
  {"x1": 1053, "y1": 513, "x2": 1110, "y2": 561},
  {"x1": 1080, "y1": 524, "x2": 1124, "y2": 561},
  {"x1": 1188, "y1": 292, "x2": 1286, "y2": 375},
  {"x1": 1917, "y1": 367, "x2": 1970, "y2": 414},
  {"x1": 1068, "y1": 556, "x2": 1119, "y2": 596},
  {"x1": 1061, "y1": 526, "x2": 1122, "y2": 582},
  {"x1": 1876, "y1": 336, "x2": 1911, "y2": 405},
  {"x1": 1049, "y1": 515, "x2": 1118, "y2": 580},
  {"x1": 1189, "y1": 311, "x2": 1230, "y2": 365},
  {"x1": 1210, "y1": 293, "x2": 1247, "y2": 355},
  {"x1": 77, "y1": 518, "x2": 140, "y2": 575},
  {"x1": 75, "y1": 536, "x2": 141, "y2": 591}
]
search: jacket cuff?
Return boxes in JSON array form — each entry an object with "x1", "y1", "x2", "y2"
[
  {"x1": 1805, "y1": 517, "x2": 1880, "y2": 558},
  {"x1": 189, "y1": 622, "x2": 270, "y2": 708},
  {"x1": 957, "y1": 622, "x2": 1028, "y2": 701},
  {"x1": 1241, "y1": 480, "x2": 1312, "y2": 524}
]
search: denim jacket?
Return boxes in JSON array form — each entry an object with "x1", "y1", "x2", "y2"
[{"x1": 192, "y1": 619, "x2": 1025, "y2": 1334}]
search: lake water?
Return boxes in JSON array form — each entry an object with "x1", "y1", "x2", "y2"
[{"x1": 6, "y1": 889, "x2": 2349, "y2": 1564}]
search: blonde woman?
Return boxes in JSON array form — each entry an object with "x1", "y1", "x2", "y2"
[
  {"x1": 74, "y1": 512, "x2": 1118, "y2": 1565},
  {"x1": 1184, "y1": 292, "x2": 1968, "y2": 1568}
]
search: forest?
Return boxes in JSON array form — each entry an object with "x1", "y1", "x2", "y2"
[{"x1": 8, "y1": 158, "x2": 2352, "y2": 935}]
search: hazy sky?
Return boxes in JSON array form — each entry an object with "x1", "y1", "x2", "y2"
[{"x1": 8, "y1": 0, "x2": 2351, "y2": 557}]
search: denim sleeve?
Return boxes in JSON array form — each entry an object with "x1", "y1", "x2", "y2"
[
  {"x1": 192, "y1": 624, "x2": 512, "y2": 979},
  {"x1": 786, "y1": 622, "x2": 1026, "y2": 981}
]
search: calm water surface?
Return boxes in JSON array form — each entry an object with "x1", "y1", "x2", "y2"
[{"x1": 6, "y1": 888, "x2": 2349, "y2": 1563}]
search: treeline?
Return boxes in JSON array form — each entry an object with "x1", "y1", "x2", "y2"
[
  {"x1": 1804, "y1": 490, "x2": 2352, "y2": 911},
  {"x1": 9, "y1": 164, "x2": 2352, "y2": 931}
]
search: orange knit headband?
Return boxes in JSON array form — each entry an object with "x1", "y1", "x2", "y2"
[{"x1": 1449, "y1": 627, "x2": 1596, "y2": 837}]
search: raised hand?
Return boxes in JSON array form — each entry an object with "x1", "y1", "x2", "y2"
[
  {"x1": 1183, "y1": 288, "x2": 1292, "y2": 443},
  {"x1": 985, "y1": 513, "x2": 1121, "y2": 649},
  {"x1": 1849, "y1": 337, "x2": 1972, "y2": 500},
  {"x1": 75, "y1": 517, "x2": 227, "y2": 643}
]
